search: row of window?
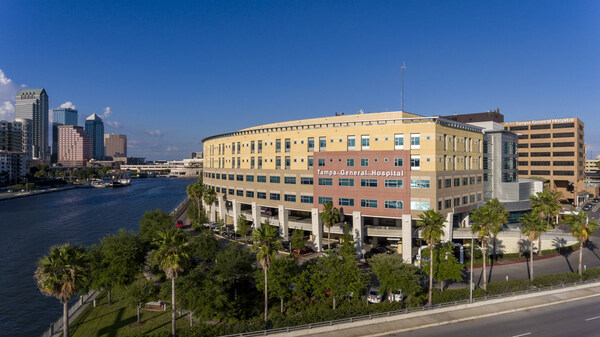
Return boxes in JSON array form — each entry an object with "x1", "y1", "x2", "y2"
[
  {"x1": 517, "y1": 142, "x2": 578, "y2": 148},
  {"x1": 508, "y1": 122, "x2": 578, "y2": 131},
  {"x1": 437, "y1": 176, "x2": 482, "y2": 189},
  {"x1": 437, "y1": 193, "x2": 482, "y2": 211},
  {"x1": 518, "y1": 170, "x2": 575, "y2": 176},
  {"x1": 316, "y1": 197, "x2": 404, "y2": 209},
  {"x1": 518, "y1": 161, "x2": 575, "y2": 166}
]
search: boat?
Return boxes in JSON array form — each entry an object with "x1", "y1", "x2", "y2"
[{"x1": 92, "y1": 172, "x2": 131, "y2": 188}]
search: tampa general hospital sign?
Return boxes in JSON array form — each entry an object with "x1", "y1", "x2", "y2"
[{"x1": 316, "y1": 169, "x2": 405, "y2": 177}]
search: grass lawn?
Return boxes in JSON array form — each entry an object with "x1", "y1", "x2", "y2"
[{"x1": 70, "y1": 288, "x2": 191, "y2": 337}]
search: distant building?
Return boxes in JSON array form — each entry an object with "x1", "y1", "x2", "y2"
[
  {"x1": 104, "y1": 134, "x2": 127, "y2": 158},
  {"x1": 191, "y1": 152, "x2": 203, "y2": 159},
  {"x1": 14, "y1": 118, "x2": 32, "y2": 159},
  {"x1": 58, "y1": 125, "x2": 93, "y2": 167},
  {"x1": 15, "y1": 88, "x2": 49, "y2": 160},
  {"x1": 0, "y1": 151, "x2": 27, "y2": 186},
  {"x1": 85, "y1": 114, "x2": 104, "y2": 159},
  {"x1": 0, "y1": 120, "x2": 23, "y2": 152},
  {"x1": 585, "y1": 155, "x2": 600, "y2": 173},
  {"x1": 51, "y1": 108, "x2": 78, "y2": 163},
  {"x1": 442, "y1": 109, "x2": 504, "y2": 124}
]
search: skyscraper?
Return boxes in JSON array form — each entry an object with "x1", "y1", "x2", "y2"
[
  {"x1": 58, "y1": 125, "x2": 92, "y2": 167},
  {"x1": 14, "y1": 88, "x2": 49, "y2": 160},
  {"x1": 0, "y1": 120, "x2": 23, "y2": 152},
  {"x1": 51, "y1": 108, "x2": 78, "y2": 163},
  {"x1": 104, "y1": 134, "x2": 127, "y2": 158},
  {"x1": 85, "y1": 114, "x2": 104, "y2": 159}
]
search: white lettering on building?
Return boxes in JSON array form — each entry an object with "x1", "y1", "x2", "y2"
[{"x1": 317, "y1": 169, "x2": 404, "y2": 177}]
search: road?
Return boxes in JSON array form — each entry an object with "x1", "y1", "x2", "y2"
[{"x1": 388, "y1": 294, "x2": 600, "y2": 337}]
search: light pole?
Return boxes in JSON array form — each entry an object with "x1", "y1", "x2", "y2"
[{"x1": 470, "y1": 236, "x2": 474, "y2": 303}]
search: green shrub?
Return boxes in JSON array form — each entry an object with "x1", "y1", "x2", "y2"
[
  {"x1": 583, "y1": 267, "x2": 600, "y2": 280},
  {"x1": 532, "y1": 272, "x2": 582, "y2": 288}
]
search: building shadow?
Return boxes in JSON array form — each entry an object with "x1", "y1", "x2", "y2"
[
  {"x1": 554, "y1": 237, "x2": 574, "y2": 273},
  {"x1": 585, "y1": 240, "x2": 600, "y2": 262}
]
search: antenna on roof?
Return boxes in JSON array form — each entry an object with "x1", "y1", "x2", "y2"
[{"x1": 401, "y1": 61, "x2": 406, "y2": 112}]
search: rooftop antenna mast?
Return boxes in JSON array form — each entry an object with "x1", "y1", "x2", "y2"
[{"x1": 401, "y1": 61, "x2": 406, "y2": 112}]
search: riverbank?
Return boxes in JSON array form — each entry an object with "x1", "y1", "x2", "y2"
[{"x1": 0, "y1": 184, "x2": 89, "y2": 201}]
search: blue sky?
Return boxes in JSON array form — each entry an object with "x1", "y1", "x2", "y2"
[{"x1": 0, "y1": 1, "x2": 598, "y2": 160}]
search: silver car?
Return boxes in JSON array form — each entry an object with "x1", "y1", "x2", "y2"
[
  {"x1": 387, "y1": 289, "x2": 404, "y2": 302},
  {"x1": 367, "y1": 288, "x2": 382, "y2": 303}
]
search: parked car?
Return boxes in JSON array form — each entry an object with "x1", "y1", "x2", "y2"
[
  {"x1": 593, "y1": 198, "x2": 600, "y2": 203},
  {"x1": 583, "y1": 203, "x2": 593, "y2": 211},
  {"x1": 293, "y1": 246, "x2": 313, "y2": 255},
  {"x1": 176, "y1": 220, "x2": 183, "y2": 228},
  {"x1": 387, "y1": 289, "x2": 404, "y2": 302},
  {"x1": 367, "y1": 288, "x2": 383, "y2": 304},
  {"x1": 371, "y1": 246, "x2": 394, "y2": 255}
]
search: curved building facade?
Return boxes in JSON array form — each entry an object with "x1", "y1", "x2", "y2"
[{"x1": 202, "y1": 111, "x2": 484, "y2": 260}]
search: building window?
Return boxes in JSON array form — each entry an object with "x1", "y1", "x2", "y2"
[
  {"x1": 257, "y1": 192, "x2": 267, "y2": 199},
  {"x1": 470, "y1": 177, "x2": 475, "y2": 185},
  {"x1": 251, "y1": 141, "x2": 255, "y2": 153},
  {"x1": 251, "y1": 157, "x2": 255, "y2": 169},
  {"x1": 470, "y1": 195, "x2": 475, "y2": 203},
  {"x1": 360, "y1": 199, "x2": 378, "y2": 208},
  {"x1": 307, "y1": 156, "x2": 313, "y2": 169},
  {"x1": 237, "y1": 190, "x2": 244, "y2": 197},
  {"x1": 275, "y1": 156, "x2": 281, "y2": 169},
  {"x1": 339, "y1": 178, "x2": 355, "y2": 186},
  {"x1": 361, "y1": 179, "x2": 378, "y2": 187},
  {"x1": 339, "y1": 198, "x2": 354, "y2": 206},
  {"x1": 410, "y1": 179, "x2": 430, "y2": 188},
  {"x1": 454, "y1": 197, "x2": 460, "y2": 206},
  {"x1": 411, "y1": 201, "x2": 430, "y2": 211},
  {"x1": 228, "y1": 189, "x2": 234, "y2": 195},
  {"x1": 276, "y1": 139, "x2": 281, "y2": 153},
  {"x1": 361, "y1": 135, "x2": 370, "y2": 150},
  {"x1": 258, "y1": 140, "x2": 262, "y2": 153},
  {"x1": 394, "y1": 134, "x2": 404, "y2": 150},
  {"x1": 347, "y1": 158, "x2": 355, "y2": 167},
  {"x1": 284, "y1": 176, "x2": 296, "y2": 184},
  {"x1": 301, "y1": 177, "x2": 313, "y2": 185},
  {"x1": 384, "y1": 200, "x2": 403, "y2": 209},
  {"x1": 258, "y1": 156, "x2": 262, "y2": 169},
  {"x1": 445, "y1": 199, "x2": 451, "y2": 209},
  {"x1": 347, "y1": 136, "x2": 356, "y2": 151},
  {"x1": 361, "y1": 158, "x2": 369, "y2": 167},
  {"x1": 410, "y1": 133, "x2": 420, "y2": 149},
  {"x1": 410, "y1": 155, "x2": 420, "y2": 170},
  {"x1": 454, "y1": 178, "x2": 460, "y2": 187},
  {"x1": 308, "y1": 137, "x2": 315, "y2": 152},
  {"x1": 301, "y1": 195, "x2": 314, "y2": 204},
  {"x1": 318, "y1": 196, "x2": 333, "y2": 204},
  {"x1": 246, "y1": 191, "x2": 254, "y2": 198},
  {"x1": 270, "y1": 176, "x2": 280, "y2": 183},
  {"x1": 228, "y1": 174, "x2": 234, "y2": 180},
  {"x1": 318, "y1": 158, "x2": 325, "y2": 167},
  {"x1": 385, "y1": 179, "x2": 403, "y2": 188},
  {"x1": 237, "y1": 175, "x2": 244, "y2": 181},
  {"x1": 318, "y1": 178, "x2": 333, "y2": 186},
  {"x1": 285, "y1": 156, "x2": 291, "y2": 169},
  {"x1": 319, "y1": 137, "x2": 326, "y2": 151},
  {"x1": 463, "y1": 196, "x2": 468, "y2": 205},
  {"x1": 246, "y1": 175, "x2": 254, "y2": 182},
  {"x1": 394, "y1": 158, "x2": 403, "y2": 167},
  {"x1": 257, "y1": 175, "x2": 267, "y2": 183},
  {"x1": 284, "y1": 194, "x2": 296, "y2": 202},
  {"x1": 270, "y1": 193, "x2": 280, "y2": 201},
  {"x1": 445, "y1": 179, "x2": 452, "y2": 188}
]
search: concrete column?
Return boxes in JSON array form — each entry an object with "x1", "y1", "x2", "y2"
[
  {"x1": 444, "y1": 212, "x2": 454, "y2": 242},
  {"x1": 210, "y1": 202, "x2": 217, "y2": 223},
  {"x1": 352, "y1": 211, "x2": 364, "y2": 252},
  {"x1": 232, "y1": 199, "x2": 241, "y2": 232},
  {"x1": 217, "y1": 196, "x2": 226, "y2": 223},
  {"x1": 278, "y1": 205, "x2": 289, "y2": 241},
  {"x1": 311, "y1": 208, "x2": 323, "y2": 252},
  {"x1": 402, "y1": 214, "x2": 412, "y2": 263},
  {"x1": 463, "y1": 214, "x2": 470, "y2": 228},
  {"x1": 251, "y1": 201, "x2": 260, "y2": 228}
]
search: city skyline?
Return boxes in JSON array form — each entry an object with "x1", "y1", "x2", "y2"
[{"x1": 0, "y1": 1, "x2": 598, "y2": 160}]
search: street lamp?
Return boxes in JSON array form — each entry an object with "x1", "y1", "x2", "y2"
[{"x1": 470, "y1": 235, "x2": 474, "y2": 303}]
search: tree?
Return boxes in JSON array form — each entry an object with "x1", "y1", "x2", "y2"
[
  {"x1": 176, "y1": 266, "x2": 228, "y2": 324},
  {"x1": 35, "y1": 244, "x2": 89, "y2": 337},
  {"x1": 213, "y1": 243, "x2": 256, "y2": 317},
  {"x1": 190, "y1": 230, "x2": 219, "y2": 263},
  {"x1": 186, "y1": 179, "x2": 204, "y2": 223},
  {"x1": 320, "y1": 201, "x2": 341, "y2": 250},
  {"x1": 90, "y1": 229, "x2": 145, "y2": 305},
  {"x1": 255, "y1": 257, "x2": 300, "y2": 313},
  {"x1": 470, "y1": 198, "x2": 508, "y2": 291},
  {"x1": 416, "y1": 210, "x2": 445, "y2": 305},
  {"x1": 187, "y1": 201, "x2": 199, "y2": 228},
  {"x1": 291, "y1": 229, "x2": 306, "y2": 252},
  {"x1": 251, "y1": 222, "x2": 282, "y2": 321},
  {"x1": 203, "y1": 188, "x2": 217, "y2": 221},
  {"x1": 566, "y1": 211, "x2": 599, "y2": 275},
  {"x1": 152, "y1": 228, "x2": 191, "y2": 337},
  {"x1": 138, "y1": 210, "x2": 174, "y2": 245},
  {"x1": 236, "y1": 215, "x2": 252, "y2": 242},
  {"x1": 370, "y1": 254, "x2": 422, "y2": 302},
  {"x1": 520, "y1": 211, "x2": 545, "y2": 280},
  {"x1": 126, "y1": 278, "x2": 157, "y2": 324},
  {"x1": 422, "y1": 243, "x2": 463, "y2": 290},
  {"x1": 530, "y1": 189, "x2": 562, "y2": 255},
  {"x1": 339, "y1": 225, "x2": 357, "y2": 260},
  {"x1": 310, "y1": 252, "x2": 367, "y2": 310}
]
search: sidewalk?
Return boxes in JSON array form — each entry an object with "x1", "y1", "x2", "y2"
[
  {"x1": 274, "y1": 282, "x2": 600, "y2": 337},
  {"x1": 46, "y1": 291, "x2": 100, "y2": 337}
]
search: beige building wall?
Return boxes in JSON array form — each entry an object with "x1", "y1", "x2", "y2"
[
  {"x1": 58, "y1": 126, "x2": 93, "y2": 167},
  {"x1": 104, "y1": 134, "x2": 127, "y2": 158}
]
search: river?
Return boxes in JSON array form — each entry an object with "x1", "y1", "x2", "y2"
[{"x1": 0, "y1": 177, "x2": 195, "y2": 337}]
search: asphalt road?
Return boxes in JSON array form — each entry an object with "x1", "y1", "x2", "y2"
[{"x1": 389, "y1": 293, "x2": 600, "y2": 337}]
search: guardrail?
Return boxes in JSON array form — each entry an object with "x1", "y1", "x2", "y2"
[
  {"x1": 172, "y1": 197, "x2": 192, "y2": 219},
  {"x1": 39, "y1": 290, "x2": 97, "y2": 337},
  {"x1": 219, "y1": 278, "x2": 600, "y2": 337}
]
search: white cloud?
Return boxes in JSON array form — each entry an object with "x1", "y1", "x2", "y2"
[
  {"x1": 0, "y1": 69, "x2": 22, "y2": 121},
  {"x1": 106, "y1": 121, "x2": 122, "y2": 128},
  {"x1": 146, "y1": 129, "x2": 164, "y2": 137},
  {"x1": 166, "y1": 145, "x2": 179, "y2": 152},
  {"x1": 59, "y1": 101, "x2": 76, "y2": 109},
  {"x1": 101, "y1": 106, "x2": 112, "y2": 119}
]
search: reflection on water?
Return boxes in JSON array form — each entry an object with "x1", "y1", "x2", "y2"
[{"x1": 0, "y1": 177, "x2": 194, "y2": 337}]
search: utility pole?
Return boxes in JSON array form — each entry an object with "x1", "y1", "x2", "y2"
[
  {"x1": 401, "y1": 62, "x2": 406, "y2": 112},
  {"x1": 470, "y1": 236, "x2": 474, "y2": 303}
]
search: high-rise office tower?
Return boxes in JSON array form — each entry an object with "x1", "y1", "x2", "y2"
[
  {"x1": 85, "y1": 114, "x2": 104, "y2": 159},
  {"x1": 14, "y1": 88, "x2": 49, "y2": 160},
  {"x1": 58, "y1": 125, "x2": 92, "y2": 167},
  {"x1": 104, "y1": 134, "x2": 127, "y2": 158},
  {"x1": 51, "y1": 108, "x2": 78, "y2": 163},
  {"x1": 0, "y1": 120, "x2": 23, "y2": 152}
]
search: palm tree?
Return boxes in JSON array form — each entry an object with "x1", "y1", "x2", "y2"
[
  {"x1": 152, "y1": 228, "x2": 191, "y2": 337},
  {"x1": 203, "y1": 187, "x2": 217, "y2": 222},
  {"x1": 186, "y1": 179, "x2": 204, "y2": 223},
  {"x1": 320, "y1": 201, "x2": 341, "y2": 250},
  {"x1": 470, "y1": 198, "x2": 507, "y2": 291},
  {"x1": 35, "y1": 244, "x2": 89, "y2": 337},
  {"x1": 251, "y1": 222, "x2": 282, "y2": 321},
  {"x1": 566, "y1": 211, "x2": 599, "y2": 275},
  {"x1": 520, "y1": 211, "x2": 545, "y2": 280},
  {"x1": 530, "y1": 189, "x2": 562, "y2": 255},
  {"x1": 416, "y1": 210, "x2": 445, "y2": 306}
]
